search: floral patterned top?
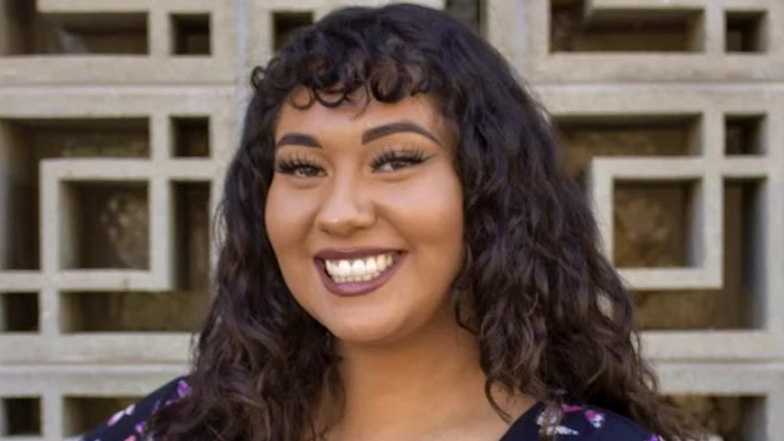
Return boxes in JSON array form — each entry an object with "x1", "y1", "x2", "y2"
[{"x1": 80, "y1": 376, "x2": 664, "y2": 441}]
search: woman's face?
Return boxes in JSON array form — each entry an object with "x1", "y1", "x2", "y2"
[{"x1": 265, "y1": 87, "x2": 464, "y2": 345}]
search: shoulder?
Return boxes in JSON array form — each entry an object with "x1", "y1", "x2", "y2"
[
  {"x1": 532, "y1": 402, "x2": 664, "y2": 441},
  {"x1": 79, "y1": 375, "x2": 191, "y2": 441}
]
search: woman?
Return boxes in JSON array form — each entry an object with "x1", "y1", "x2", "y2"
[{"x1": 81, "y1": 3, "x2": 703, "y2": 441}]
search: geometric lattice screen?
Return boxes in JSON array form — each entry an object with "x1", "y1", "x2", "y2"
[{"x1": 1, "y1": 1, "x2": 782, "y2": 440}]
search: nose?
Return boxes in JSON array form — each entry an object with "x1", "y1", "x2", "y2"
[{"x1": 315, "y1": 175, "x2": 376, "y2": 236}]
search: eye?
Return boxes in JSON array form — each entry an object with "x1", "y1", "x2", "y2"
[
  {"x1": 274, "y1": 156, "x2": 326, "y2": 178},
  {"x1": 371, "y1": 147, "x2": 431, "y2": 172}
]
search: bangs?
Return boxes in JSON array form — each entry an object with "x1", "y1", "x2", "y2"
[{"x1": 251, "y1": 24, "x2": 443, "y2": 112}]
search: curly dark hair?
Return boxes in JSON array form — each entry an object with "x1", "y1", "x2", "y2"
[{"x1": 147, "y1": 3, "x2": 704, "y2": 441}]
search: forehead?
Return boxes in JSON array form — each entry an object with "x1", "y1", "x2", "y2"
[{"x1": 274, "y1": 86, "x2": 456, "y2": 145}]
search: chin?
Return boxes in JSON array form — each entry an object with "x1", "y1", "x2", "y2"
[{"x1": 326, "y1": 317, "x2": 409, "y2": 346}]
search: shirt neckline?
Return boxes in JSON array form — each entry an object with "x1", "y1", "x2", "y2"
[{"x1": 497, "y1": 400, "x2": 545, "y2": 441}]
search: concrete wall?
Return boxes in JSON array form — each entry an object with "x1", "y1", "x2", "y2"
[{"x1": 0, "y1": 0, "x2": 782, "y2": 440}]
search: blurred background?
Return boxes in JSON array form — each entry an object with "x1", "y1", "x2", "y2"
[{"x1": 0, "y1": 0, "x2": 782, "y2": 440}]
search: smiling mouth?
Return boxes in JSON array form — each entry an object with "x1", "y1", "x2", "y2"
[
  {"x1": 320, "y1": 252, "x2": 399, "y2": 283},
  {"x1": 314, "y1": 252, "x2": 404, "y2": 296}
]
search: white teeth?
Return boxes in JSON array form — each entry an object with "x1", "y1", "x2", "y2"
[
  {"x1": 338, "y1": 260, "x2": 351, "y2": 276},
  {"x1": 365, "y1": 258, "x2": 378, "y2": 273},
  {"x1": 351, "y1": 260, "x2": 365, "y2": 274},
  {"x1": 323, "y1": 252, "x2": 397, "y2": 283}
]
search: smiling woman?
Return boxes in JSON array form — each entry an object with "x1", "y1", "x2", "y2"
[
  {"x1": 267, "y1": 88, "x2": 465, "y2": 348},
  {"x1": 79, "y1": 3, "x2": 703, "y2": 441}
]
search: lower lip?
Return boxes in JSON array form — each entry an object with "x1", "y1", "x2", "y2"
[{"x1": 315, "y1": 253, "x2": 404, "y2": 297}]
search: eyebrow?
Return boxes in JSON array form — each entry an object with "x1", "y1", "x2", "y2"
[{"x1": 275, "y1": 120, "x2": 442, "y2": 149}]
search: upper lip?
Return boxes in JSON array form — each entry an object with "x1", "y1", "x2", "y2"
[{"x1": 315, "y1": 248, "x2": 401, "y2": 260}]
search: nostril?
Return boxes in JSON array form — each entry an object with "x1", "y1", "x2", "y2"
[{"x1": 316, "y1": 211, "x2": 377, "y2": 235}]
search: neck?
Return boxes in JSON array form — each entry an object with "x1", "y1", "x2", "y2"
[{"x1": 315, "y1": 305, "x2": 517, "y2": 440}]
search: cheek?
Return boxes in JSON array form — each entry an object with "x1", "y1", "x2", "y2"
[
  {"x1": 264, "y1": 182, "x2": 287, "y2": 251},
  {"x1": 380, "y1": 166, "x2": 464, "y2": 268},
  {"x1": 265, "y1": 180, "x2": 322, "y2": 310},
  {"x1": 265, "y1": 180, "x2": 314, "y2": 250}
]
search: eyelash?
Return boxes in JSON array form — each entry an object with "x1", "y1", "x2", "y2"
[
  {"x1": 274, "y1": 148, "x2": 430, "y2": 177},
  {"x1": 371, "y1": 148, "x2": 428, "y2": 170},
  {"x1": 274, "y1": 154, "x2": 322, "y2": 177}
]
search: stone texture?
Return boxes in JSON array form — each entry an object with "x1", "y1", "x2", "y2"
[{"x1": 1, "y1": 0, "x2": 783, "y2": 440}]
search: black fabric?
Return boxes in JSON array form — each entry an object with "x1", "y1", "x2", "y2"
[
  {"x1": 80, "y1": 376, "x2": 661, "y2": 441},
  {"x1": 79, "y1": 376, "x2": 189, "y2": 441}
]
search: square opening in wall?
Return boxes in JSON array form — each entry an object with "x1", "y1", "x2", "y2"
[
  {"x1": 171, "y1": 13, "x2": 211, "y2": 55},
  {"x1": 554, "y1": 114, "x2": 701, "y2": 193},
  {"x1": 550, "y1": 0, "x2": 704, "y2": 52},
  {"x1": 61, "y1": 181, "x2": 149, "y2": 270},
  {"x1": 0, "y1": 118, "x2": 149, "y2": 271},
  {"x1": 174, "y1": 182, "x2": 211, "y2": 291},
  {"x1": 725, "y1": 114, "x2": 765, "y2": 155},
  {"x1": 273, "y1": 12, "x2": 313, "y2": 52},
  {"x1": 0, "y1": 292, "x2": 38, "y2": 332},
  {"x1": 662, "y1": 394, "x2": 765, "y2": 441},
  {"x1": 63, "y1": 396, "x2": 138, "y2": 437},
  {"x1": 445, "y1": 0, "x2": 486, "y2": 37},
  {"x1": 60, "y1": 290, "x2": 209, "y2": 333},
  {"x1": 172, "y1": 117, "x2": 209, "y2": 157},
  {"x1": 1, "y1": 397, "x2": 41, "y2": 436},
  {"x1": 726, "y1": 11, "x2": 767, "y2": 52},
  {"x1": 631, "y1": 178, "x2": 766, "y2": 330},
  {"x1": 1, "y1": 1, "x2": 148, "y2": 55},
  {"x1": 613, "y1": 179, "x2": 698, "y2": 268}
]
